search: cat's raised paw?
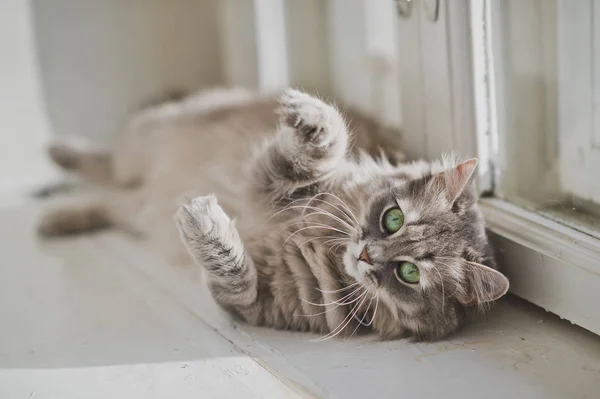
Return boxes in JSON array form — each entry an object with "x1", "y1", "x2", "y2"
[
  {"x1": 278, "y1": 89, "x2": 346, "y2": 148},
  {"x1": 174, "y1": 194, "x2": 231, "y2": 242}
]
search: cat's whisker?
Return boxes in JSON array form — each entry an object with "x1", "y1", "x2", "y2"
[
  {"x1": 330, "y1": 286, "x2": 366, "y2": 305},
  {"x1": 301, "y1": 286, "x2": 365, "y2": 307},
  {"x1": 279, "y1": 212, "x2": 356, "y2": 235},
  {"x1": 307, "y1": 192, "x2": 359, "y2": 228},
  {"x1": 433, "y1": 259, "x2": 461, "y2": 285},
  {"x1": 314, "y1": 282, "x2": 359, "y2": 294},
  {"x1": 275, "y1": 204, "x2": 354, "y2": 231},
  {"x1": 430, "y1": 264, "x2": 446, "y2": 313},
  {"x1": 368, "y1": 294, "x2": 379, "y2": 327},
  {"x1": 301, "y1": 209, "x2": 357, "y2": 233},
  {"x1": 328, "y1": 241, "x2": 347, "y2": 255},
  {"x1": 304, "y1": 198, "x2": 354, "y2": 227},
  {"x1": 283, "y1": 225, "x2": 350, "y2": 247},
  {"x1": 313, "y1": 291, "x2": 369, "y2": 342},
  {"x1": 297, "y1": 235, "x2": 347, "y2": 248},
  {"x1": 298, "y1": 204, "x2": 356, "y2": 228},
  {"x1": 301, "y1": 193, "x2": 338, "y2": 219},
  {"x1": 310, "y1": 297, "x2": 364, "y2": 341},
  {"x1": 263, "y1": 197, "x2": 337, "y2": 226},
  {"x1": 321, "y1": 238, "x2": 349, "y2": 253},
  {"x1": 436, "y1": 259, "x2": 469, "y2": 305},
  {"x1": 263, "y1": 199, "x2": 308, "y2": 224},
  {"x1": 279, "y1": 220, "x2": 347, "y2": 234},
  {"x1": 302, "y1": 194, "x2": 357, "y2": 227},
  {"x1": 347, "y1": 294, "x2": 375, "y2": 340},
  {"x1": 312, "y1": 192, "x2": 360, "y2": 226},
  {"x1": 297, "y1": 287, "x2": 364, "y2": 317},
  {"x1": 319, "y1": 237, "x2": 349, "y2": 248},
  {"x1": 301, "y1": 223, "x2": 350, "y2": 235}
]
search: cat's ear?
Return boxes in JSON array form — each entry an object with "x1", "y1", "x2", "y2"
[
  {"x1": 458, "y1": 261, "x2": 510, "y2": 305},
  {"x1": 433, "y1": 158, "x2": 478, "y2": 203}
]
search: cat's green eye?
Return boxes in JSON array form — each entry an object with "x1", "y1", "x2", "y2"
[
  {"x1": 383, "y1": 207, "x2": 404, "y2": 234},
  {"x1": 395, "y1": 261, "x2": 420, "y2": 284}
]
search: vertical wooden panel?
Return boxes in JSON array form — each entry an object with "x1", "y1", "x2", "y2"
[
  {"x1": 364, "y1": 0, "x2": 402, "y2": 129},
  {"x1": 396, "y1": 0, "x2": 427, "y2": 160},
  {"x1": 470, "y1": 0, "x2": 495, "y2": 192},
  {"x1": 419, "y1": 0, "x2": 456, "y2": 159},
  {"x1": 254, "y1": 0, "x2": 290, "y2": 90},
  {"x1": 284, "y1": 0, "x2": 331, "y2": 94},
  {"x1": 217, "y1": 0, "x2": 259, "y2": 88},
  {"x1": 447, "y1": 0, "x2": 477, "y2": 160},
  {"x1": 326, "y1": 0, "x2": 370, "y2": 111}
]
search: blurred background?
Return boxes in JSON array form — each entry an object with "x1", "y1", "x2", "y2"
[
  {"x1": 3, "y1": 1, "x2": 600, "y2": 397},
  {"x1": 2, "y1": 0, "x2": 404, "y2": 194},
  {"x1": 2, "y1": 0, "x2": 600, "y2": 363}
]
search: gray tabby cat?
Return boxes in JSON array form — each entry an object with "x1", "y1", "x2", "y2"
[{"x1": 39, "y1": 88, "x2": 509, "y2": 341}]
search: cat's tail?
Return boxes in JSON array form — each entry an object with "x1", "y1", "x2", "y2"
[
  {"x1": 47, "y1": 137, "x2": 115, "y2": 186},
  {"x1": 37, "y1": 200, "x2": 112, "y2": 237}
]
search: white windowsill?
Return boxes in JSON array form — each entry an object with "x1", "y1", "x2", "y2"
[
  {"x1": 481, "y1": 197, "x2": 600, "y2": 336},
  {"x1": 2, "y1": 194, "x2": 600, "y2": 398}
]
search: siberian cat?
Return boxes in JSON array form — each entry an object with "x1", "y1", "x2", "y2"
[{"x1": 39, "y1": 87, "x2": 509, "y2": 341}]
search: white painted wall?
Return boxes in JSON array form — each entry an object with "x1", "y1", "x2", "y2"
[
  {"x1": 31, "y1": 0, "x2": 222, "y2": 145},
  {"x1": 0, "y1": 0, "x2": 58, "y2": 192},
  {"x1": 218, "y1": 0, "x2": 259, "y2": 89}
]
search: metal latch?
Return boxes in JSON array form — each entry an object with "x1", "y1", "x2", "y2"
[
  {"x1": 395, "y1": 0, "x2": 440, "y2": 22},
  {"x1": 395, "y1": 0, "x2": 413, "y2": 18}
]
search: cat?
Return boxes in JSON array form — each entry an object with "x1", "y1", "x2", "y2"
[{"x1": 38, "y1": 87, "x2": 509, "y2": 341}]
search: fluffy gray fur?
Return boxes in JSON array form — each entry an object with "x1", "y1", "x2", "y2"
[
  {"x1": 175, "y1": 89, "x2": 509, "y2": 341},
  {"x1": 38, "y1": 87, "x2": 509, "y2": 341}
]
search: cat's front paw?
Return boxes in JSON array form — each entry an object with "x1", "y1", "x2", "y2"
[
  {"x1": 278, "y1": 89, "x2": 347, "y2": 149},
  {"x1": 175, "y1": 194, "x2": 231, "y2": 243}
]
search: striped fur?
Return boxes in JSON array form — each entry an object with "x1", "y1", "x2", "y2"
[{"x1": 39, "y1": 88, "x2": 508, "y2": 341}]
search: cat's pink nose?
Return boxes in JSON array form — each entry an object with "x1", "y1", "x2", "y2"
[{"x1": 358, "y1": 246, "x2": 372, "y2": 265}]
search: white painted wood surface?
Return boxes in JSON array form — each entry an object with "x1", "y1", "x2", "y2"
[
  {"x1": 0, "y1": 197, "x2": 301, "y2": 399},
  {"x1": 363, "y1": 0, "x2": 402, "y2": 129},
  {"x1": 470, "y1": 0, "x2": 496, "y2": 192},
  {"x1": 557, "y1": 0, "x2": 600, "y2": 203},
  {"x1": 395, "y1": 0, "x2": 478, "y2": 162},
  {"x1": 253, "y1": 0, "x2": 290, "y2": 91},
  {"x1": 2, "y1": 195, "x2": 600, "y2": 399},
  {"x1": 284, "y1": 0, "x2": 331, "y2": 93},
  {"x1": 481, "y1": 198, "x2": 600, "y2": 336},
  {"x1": 0, "y1": 0, "x2": 59, "y2": 194},
  {"x1": 396, "y1": 0, "x2": 427, "y2": 160},
  {"x1": 326, "y1": 0, "x2": 371, "y2": 113},
  {"x1": 217, "y1": 0, "x2": 260, "y2": 89}
]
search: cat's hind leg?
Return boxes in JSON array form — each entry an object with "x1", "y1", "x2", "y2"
[
  {"x1": 37, "y1": 189, "x2": 143, "y2": 237},
  {"x1": 48, "y1": 138, "x2": 114, "y2": 186},
  {"x1": 37, "y1": 199, "x2": 112, "y2": 237},
  {"x1": 175, "y1": 195, "x2": 258, "y2": 307}
]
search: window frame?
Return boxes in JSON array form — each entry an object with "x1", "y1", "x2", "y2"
[{"x1": 462, "y1": 0, "x2": 600, "y2": 335}]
